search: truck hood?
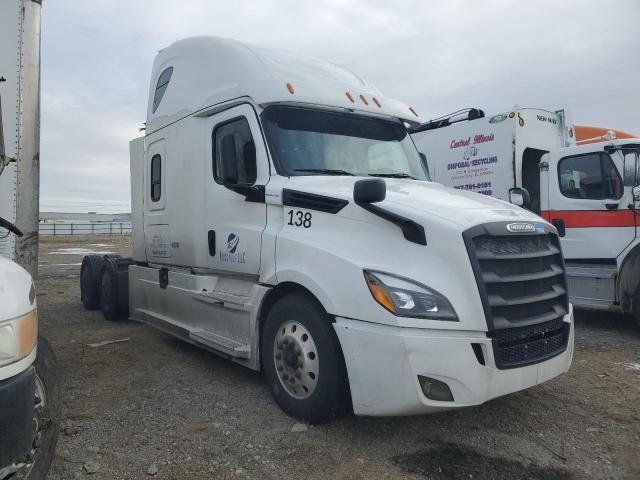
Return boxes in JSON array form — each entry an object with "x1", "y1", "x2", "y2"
[
  {"x1": 0, "y1": 256, "x2": 36, "y2": 320},
  {"x1": 276, "y1": 176, "x2": 550, "y2": 332},
  {"x1": 283, "y1": 176, "x2": 543, "y2": 229}
]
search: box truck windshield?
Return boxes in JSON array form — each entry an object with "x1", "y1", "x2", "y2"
[{"x1": 261, "y1": 106, "x2": 429, "y2": 180}]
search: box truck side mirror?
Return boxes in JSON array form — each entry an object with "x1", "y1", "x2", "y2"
[
  {"x1": 623, "y1": 152, "x2": 638, "y2": 187},
  {"x1": 220, "y1": 134, "x2": 239, "y2": 185},
  {"x1": 508, "y1": 187, "x2": 530, "y2": 208},
  {"x1": 419, "y1": 152, "x2": 430, "y2": 178},
  {"x1": 0, "y1": 95, "x2": 17, "y2": 178}
]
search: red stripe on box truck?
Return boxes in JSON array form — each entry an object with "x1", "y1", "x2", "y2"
[{"x1": 540, "y1": 210, "x2": 636, "y2": 228}]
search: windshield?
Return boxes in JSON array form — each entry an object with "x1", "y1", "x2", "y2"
[{"x1": 261, "y1": 106, "x2": 430, "y2": 180}]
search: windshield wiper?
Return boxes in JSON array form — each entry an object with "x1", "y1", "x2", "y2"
[
  {"x1": 368, "y1": 172, "x2": 417, "y2": 179},
  {"x1": 293, "y1": 168, "x2": 355, "y2": 176}
]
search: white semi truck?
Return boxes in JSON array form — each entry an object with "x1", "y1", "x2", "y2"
[
  {"x1": 411, "y1": 109, "x2": 640, "y2": 325},
  {"x1": 0, "y1": 1, "x2": 60, "y2": 478},
  {"x1": 81, "y1": 37, "x2": 574, "y2": 422}
]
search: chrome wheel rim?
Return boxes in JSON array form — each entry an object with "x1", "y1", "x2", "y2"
[
  {"x1": 273, "y1": 320, "x2": 319, "y2": 399},
  {"x1": 35, "y1": 374, "x2": 46, "y2": 409}
]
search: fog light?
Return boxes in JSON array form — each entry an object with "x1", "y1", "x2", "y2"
[{"x1": 418, "y1": 375, "x2": 454, "y2": 402}]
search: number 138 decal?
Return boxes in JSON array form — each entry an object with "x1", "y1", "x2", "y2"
[{"x1": 287, "y1": 210, "x2": 312, "y2": 228}]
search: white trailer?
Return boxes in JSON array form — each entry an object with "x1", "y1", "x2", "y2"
[
  {"x1": 81, "y1": 38, "x2": 574, "y2": 422},
  {"x1": 0, "y1": 2, "x2": 60, "y2": 478},
  {"x1": 412, "y1": 109, "x2": 640, "y2": 325},
  {"x1": 0, "y1": 0, "x2": 41, "y2": 277}
]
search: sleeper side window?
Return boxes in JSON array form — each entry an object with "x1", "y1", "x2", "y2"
[
  {"x1": 151, "y1": 154, "x2": 162, "y2": 202},
  {"x1": 152, "y1": 67, "x2": 173, "y2": 113},
  {"x1": 558, "y1": 152, "x2": 622, "y2": 200},
  {"x1": 212, "y1": 117, "x2": 257, "y2": 185}
]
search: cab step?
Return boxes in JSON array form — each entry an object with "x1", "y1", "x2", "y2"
[{"x1": 189, "y1": 329, "x2": 251, "y2": 359}]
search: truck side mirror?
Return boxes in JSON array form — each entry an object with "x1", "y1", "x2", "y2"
[
  {"x1": 508, "y1": 187, "x2": 530, "y2": 208},
  {"x1": 354, "y1": 178, "x2": 386, "y2": 204},
  {"x1": 623, "y1": 152, "x2": 638, "y2": 187},
  {"x1": 220, "y1": 134, "x2": 239, "y2": 185},
  {"x1": 633, "y1": 185, "x2": 640, "y2": 202},
  {"x1": 419, "y1": 152, "x2": 430, "y2": 177}
]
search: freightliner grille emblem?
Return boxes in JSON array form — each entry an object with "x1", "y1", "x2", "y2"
[{"x1": 506, "y1": 223, "x2": 536, "y2": 233}]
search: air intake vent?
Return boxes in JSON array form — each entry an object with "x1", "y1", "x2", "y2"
[
  {"x1": 464, "y1": 222, "x2": 570, "y2": 369},
  {"x1": 282, "y1": 189, "x2": 348, "y2": 214}
]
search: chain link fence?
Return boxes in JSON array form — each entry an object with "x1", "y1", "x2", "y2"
[{"x1": 39, "y1": 222, "x2": 132, "y2": 236}]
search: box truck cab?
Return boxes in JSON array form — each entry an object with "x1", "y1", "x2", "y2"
[
  {"x1": 412, "y1": 109, "x2": 640, "y2": 326},
  {"x1": 81, "y1": 38, "x2": 574, "y2": 422}
]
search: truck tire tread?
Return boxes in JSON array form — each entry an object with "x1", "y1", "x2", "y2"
[
  {"x1": 100, "y1": 266, "x2": 123, "y2": 321},
  {"x1": 80, "y1": 255, "x2": 103, "y2": 310},
  {"x1": 261, "y1": 292, "x2": 350, "y2": 424},
  {"x1": 25, "y1": 336, "x2": 62, "y2": 479}
]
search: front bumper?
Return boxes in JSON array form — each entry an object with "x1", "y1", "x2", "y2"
[
  {"x1": 333, "y1": 304, "x2": 574, "y2": 416},
  {"x1": 0, "y1": 366, "x2": 35, "y2": 469}
]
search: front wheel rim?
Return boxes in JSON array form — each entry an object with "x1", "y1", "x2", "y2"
[{"x1": 273, "y1": 320, "x2": 319, "y2": 400}]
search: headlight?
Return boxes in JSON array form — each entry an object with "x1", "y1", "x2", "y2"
[
  {"x1": 364, "y1": 271, "x2": 458, "y2": 321},
  {"x1": 0, "y1": 309, "x2": 37, "y2": 368}
]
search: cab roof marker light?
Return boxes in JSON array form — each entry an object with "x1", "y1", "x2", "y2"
[
  {"x1": 286, "y1": 83, "x2": 295, "y2": 94},
  {"x1": 346, "y1": 92, "x2": 355, "y2": 103},
  {"x1": 372, "y1": 97, "x2": 382, "y2": 108},
  {"x1": 359, "y1": 95, "x2": 369, "y2": 106}
]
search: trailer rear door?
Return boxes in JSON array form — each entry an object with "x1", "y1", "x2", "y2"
[{"x1": 0, "y1": 1, "x2": 21, "y2": 262}]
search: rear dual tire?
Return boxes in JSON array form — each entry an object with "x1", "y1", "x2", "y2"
[
  {"x1": 100, "y1": 268, "x2": 122, "y2": 321},
  {"x1": 261, "y1": 293, "x2": 350, "y2": 424},
  {"x1": 80, "y1": 255, "x2": 124, "y2": 321},
  {"x1": 80, "y1": 256, "x2": 103, "y2": 310}
]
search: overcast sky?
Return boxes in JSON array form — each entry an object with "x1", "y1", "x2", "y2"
[{"x1": 40, "y1": 0, "x2": 640, "y2": 213}]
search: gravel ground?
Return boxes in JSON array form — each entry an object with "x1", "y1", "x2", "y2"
[{"x1": 36, "y1": 236, "x2": 640, "y2": 480}]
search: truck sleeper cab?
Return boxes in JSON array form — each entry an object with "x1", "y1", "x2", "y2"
[
  {"x1": 412, "y1": 109, "x2": 640, "y2": 326},
  {"x1": 80, "y1": 37, "x2": 573, "y2": 422}
]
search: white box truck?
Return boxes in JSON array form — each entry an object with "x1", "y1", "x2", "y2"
[
  {"x1": 412, "y1": 108, "x2": 640, "y2": 325},
  {"x1": 0, "y1": 1, "x2": 60, "y2": 478},
  {"x1": 81, "y1": 37, "x2": 574, "y2": 422}
]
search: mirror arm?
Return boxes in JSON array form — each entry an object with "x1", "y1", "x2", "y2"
[
  {"x1": 0, "y1": 216, "x2": 23, "y2": 237},
  {"x1": 226, "y1": 184, "x2": 265, "y2": 203}
]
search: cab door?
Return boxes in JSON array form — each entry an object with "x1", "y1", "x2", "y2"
[
  {"x1": 204, "y1": 104, "x2": 269, "y2": 276},
  {"x1": 544, "y1": 147, "x2": 635, "y2": 261}
]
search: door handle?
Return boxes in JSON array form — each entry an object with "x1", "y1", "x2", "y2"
[
  {"x1": 208, "y1": 230, "x2": 216, "y2": 256},
  {"x1": 605, "y1": 203, "x2": 619, "y2": 210},
  {"x1": 551, "y1": 218, "x2": 566, "y2": 237}
]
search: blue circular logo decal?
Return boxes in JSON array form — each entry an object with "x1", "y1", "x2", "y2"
[{"x1": 226, "y1": 233, "x2": 239, "y2": 254}]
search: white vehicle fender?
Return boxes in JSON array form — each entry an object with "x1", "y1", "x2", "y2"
[{"x1": 271, "y1": 267, "x2": 339, "y2": 315}]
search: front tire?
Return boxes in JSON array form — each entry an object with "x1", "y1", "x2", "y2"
[
  {"x1": 632, "y1": 286, "x2": 640, "y2": 328},
  {"x1": 24, "y1": 336, "x2": 61, "y2": 480},
  {"x1": 261, "y1": 292, "x2": 349, "y2": 424}
]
